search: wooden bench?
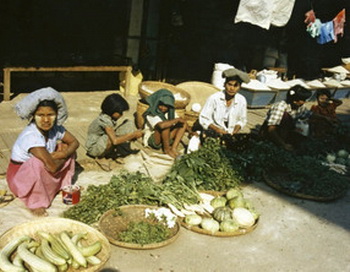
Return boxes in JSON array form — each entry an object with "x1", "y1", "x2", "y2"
[{"x1": 2, "y1": 66, "x2": 133, "y2": 101}]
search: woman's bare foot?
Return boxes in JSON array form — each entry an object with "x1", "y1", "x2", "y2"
[{"x1": 30, "y1": 208, "x2": 48, "y2": 217}]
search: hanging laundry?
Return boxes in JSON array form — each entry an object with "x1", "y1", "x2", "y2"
[
  {"x1": 307, "y1": 19, "x2": 322, "y2": 38},
  {"x1": 234, "y1": 0, "x2": 295, "y2": 30},
  {"x1": 333, "y1": 9, "x2": 346, "y2": 43},
  {"x1": 304, "y1": 10, "x2": 316, "y2": 26},
  {"x1": 317, "y1": 21, "x2": 335, "y2": 44}
]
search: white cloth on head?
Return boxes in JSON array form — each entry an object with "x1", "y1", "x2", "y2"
[
  {"x1": 14, "y1": 87, "x2": 68, "y2": 125},
  {"x1": 11, "y1": 123, "x2": 66, "y2": 162}
]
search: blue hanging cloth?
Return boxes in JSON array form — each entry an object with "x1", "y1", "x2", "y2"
[{"x1": 317, "y1": 21, "x2": 335, "y2": 44}]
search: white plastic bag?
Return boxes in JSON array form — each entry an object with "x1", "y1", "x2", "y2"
[
  {"x1": 187, "y1": 132, "x2": 201, "y2": 154},
  {"x1": 295, "y1": 119, "x2": 309, "y2": 136},
  {"x1": 211, "y1": 63, "x2": 234, "y2": 89}
]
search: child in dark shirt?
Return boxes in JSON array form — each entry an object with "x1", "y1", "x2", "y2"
[{"x1": 309, "y1": 89, "x2": 343, "y2": 138}]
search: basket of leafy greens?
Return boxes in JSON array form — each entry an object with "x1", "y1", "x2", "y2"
[{"x1": 98, "y1": 205, "x2": 181, "y2": 249}]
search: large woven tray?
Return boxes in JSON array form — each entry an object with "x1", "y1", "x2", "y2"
[
  {"x1": 181, "y1": 190, "x2": 258, "y2": 237},
  {"x1": 263, "y1": 171, "x2": 347, "y2": 202},
  {"x1": 180, "y1": 217, "x2": 258, "y2": 237},
  {"x1": 98, "y1": 205, "x2": 181, "y2": 250},
  {"x1": 138, "y1": 81, "x2": 191, "y2": 109},
  {"x1": 0, "y1": 217, "x2": 111, "y2": 272}
]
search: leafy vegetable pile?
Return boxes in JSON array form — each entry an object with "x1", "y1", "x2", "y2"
[
  {"x1": 164, "y1": 137, "x2": 243, "y2": 191},
  {"x1": 63, "y1": 171, "x2": 201, "y2": 224},
  {"x1": 225, "y1": 139, "x2": 349, "y2": 198},
  {"x1": 63, "y1": 139, "x2": 244, "y2": 225},
  {"x1": 64, "y1": 135, "x2": 349, "y2": 225},
  {"x1": 119, "y1": 221, "x2": 171, "y2": 245}
]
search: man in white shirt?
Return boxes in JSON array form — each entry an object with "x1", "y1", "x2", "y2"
[{"x1": 199, "y1": 68, "x2": 250, "y2": 144}]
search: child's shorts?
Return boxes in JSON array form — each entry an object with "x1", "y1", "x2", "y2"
[
  {"x1": 148, "y1": 133, "x2": 162, "y2": 150},
  {"x1": 148, "y1": 133, "x2": 174, "y2": 150}
]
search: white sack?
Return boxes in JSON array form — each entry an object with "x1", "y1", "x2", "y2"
[{"x1": 211, "y1": 63, "x2": 234, "y2": 89}]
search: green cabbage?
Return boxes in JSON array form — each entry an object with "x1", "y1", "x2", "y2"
[
  {"x1": 226, "y1": 188, "x2": 243, "y2": 200},
  {"x1": 337, "y1": 149, "x2": 349, "y2": 159},
  {"x1": 220, "y1": 219, "x2": 239, "y2": 232},
  {"x1": 210, "y1": 196, "x2": 227, "y2": 209},
  {"x1": 212, "y1": 207, "x2": 232, "y2": 222},
  {"x1": 228, "y1": 196, "x2": 246, "y2": 209}
]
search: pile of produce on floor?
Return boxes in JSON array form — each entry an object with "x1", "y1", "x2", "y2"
[
  {"x1": 164, "y1": 137, "x2": 243, "y2": 191},
  {"x1": 63, "y1": 138, "x2": 245, "y2": 225},
  {"x1": 0, "y1": 231, "x2": 102, "y2": 272},
  {"x1": 64, "y1": 135, "x2": 349, "y2": 226},
  {"x1": 225, "y1": 138, "x2": 349, "y2": 198},
  {"x1": 182, "y1": 188, "x2": 259, "y2": 234},
  {"x1": 63, "y1": 171, "x2": 200, "y2": 225},
  {"x1": 322, "y1": 149, "x2": 350, "y2": 174},
  {"x1": 117, "y1": 207, "x2": 177, "y2": 246}
]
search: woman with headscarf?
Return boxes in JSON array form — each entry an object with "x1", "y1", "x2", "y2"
[
  {"x1": 143, "y1": 89, "x2": 188, "y2": 158},
  {"x1": 6, "y1": 87, "x2": 79, "y2": 216}
]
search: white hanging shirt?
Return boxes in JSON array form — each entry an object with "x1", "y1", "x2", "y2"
[{"x1": 234, "y1": 0, "x2": 296, "y2": 30}]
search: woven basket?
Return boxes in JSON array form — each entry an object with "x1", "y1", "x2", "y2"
[
  {"x1": 263, "y1": 171, "x2": 347, "y2": 202},
  {"x1": 135, "y1": 100, "x2": 185, "y2": 129},
  {"x1": 0, "y1": 217, "x2": 111, "y2": 272},
  {"x1": 184, "y1": 110, "x2": 199, "y2": 128},
  {"x1": 138, "y1": 81, "x2": 191, "y2": 109},
  {"x1": 180, "y1": 190, "x2": 258, "y2": 237},
  {"x1": 175, "y1": 81, "x2": 220, "y2": 111},
  {"x1": 98, "y1": 205, "x2": 181, "y2": 250},
  {"x1": 180, "y1": 217, "x2": 258, "y2": 237}
]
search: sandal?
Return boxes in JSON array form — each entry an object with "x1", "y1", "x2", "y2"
[{"x1": 95, "y1": 158, "x2": 111, "y2": 172}]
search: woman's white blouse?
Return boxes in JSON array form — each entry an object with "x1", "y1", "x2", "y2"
[{"x1": 11, "y1": 122, "x2": 65, "y2": 162}]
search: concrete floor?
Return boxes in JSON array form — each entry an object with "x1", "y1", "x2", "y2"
[{"x1": 0, "y1": 90, "x2": 350, "y2": 272}]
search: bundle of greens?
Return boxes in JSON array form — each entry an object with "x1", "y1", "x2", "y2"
[
  {"x1": 224, "y1": 139, "x2": 349, "y2": 197},
  {"x1": 164, "y1": 137, "x2": 244, "y2": 192},
  {"x1": 119, "y1": 221, "x2": 171, "y2": 246},
  {"x1": 63, "y1": 171, "x2": 201, "y2": 224}
]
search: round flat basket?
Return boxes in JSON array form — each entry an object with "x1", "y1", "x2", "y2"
[
  {"x1": 138, "y1": 81, "x2": 191, "y2": 109},
  {"x1": 184, "y1": 110, "x2": 199, "y2": 128},
  {"x1": 181, "y1": 190, "x2": 258, "y2": 237},
  {"x1": 263, "y1": 171, "x2": 347, "y2": 202},
  {"x1": 98, "y1": 205, "x2": 181, "y2": 250},
  {"x1": 180, "y1": 217, "x2": 258, "y2": 237},
  {"x1": 0, "y1": 217, "x2": 111, "y2": 272},
  {"x1": 176, "y1": 81, "x2": 220, "y2": 111}
]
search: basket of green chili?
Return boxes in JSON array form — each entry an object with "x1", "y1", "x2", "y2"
[{"x1": 98, "y1": 205, "x2": 181, "y2": 249}]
